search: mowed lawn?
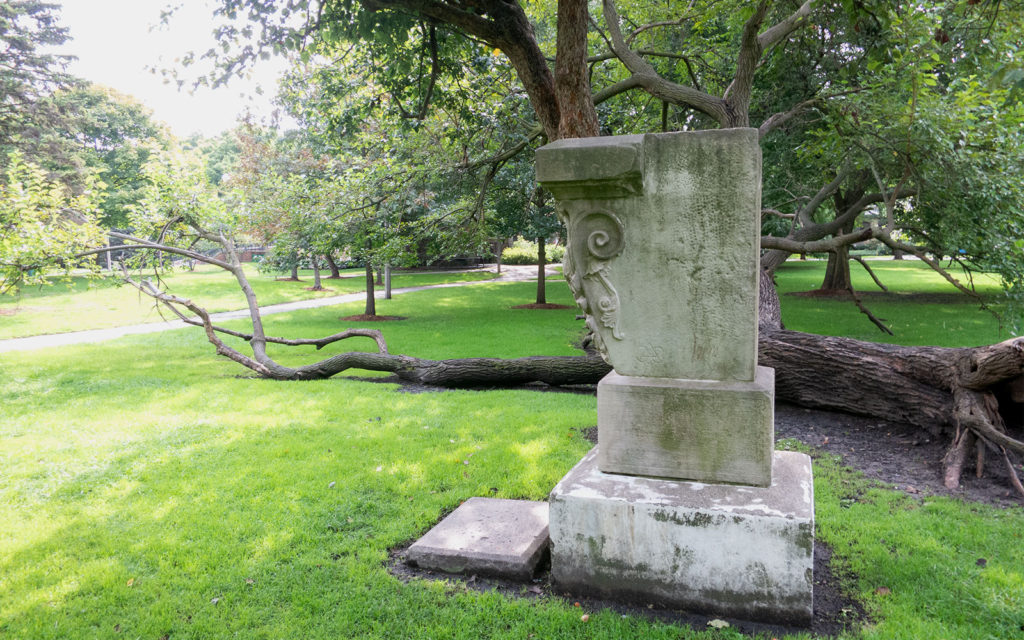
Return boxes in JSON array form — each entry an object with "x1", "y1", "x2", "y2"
[
  {"x1": 1, "y1": 271, "x2": 1022, "y2": 639},
  {"x1": 0, "y1": 264, "x2": 495, "y2": 340},
  {"x1": 775, "y1": 259, "x2": 1017, "y2": 346}
]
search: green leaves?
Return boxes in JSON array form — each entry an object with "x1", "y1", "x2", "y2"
[{"x1": 0, "y1": 152, "x2": 103, "y2": 294}]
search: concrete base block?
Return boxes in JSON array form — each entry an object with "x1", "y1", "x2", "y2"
[
  {"x1": 407, "y1": 498, "x2": 549, "y2": 580},
  {"x1": 598, "y1": 367, "x2": 775, "y2": 486},
  {"x1": 549, "y1": 448, "x2": 814, "y2": 625}
]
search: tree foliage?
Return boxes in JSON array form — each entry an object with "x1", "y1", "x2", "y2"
[
  {"x1": 0, "y1": 0, "x2": 77, "y2": 148},
  {"x1": 0, "y1": 151, "x2": 102, "y2": 293}
]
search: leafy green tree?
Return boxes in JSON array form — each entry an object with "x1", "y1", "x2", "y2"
[
  {"x1": 0, "y1": 151, "x2": 102, "y2": 294},
  {"x1": 0, "y1": 0, "x2": 77, "y2": 151},
  {"x1": 128, "y1": 144, "x2": 230, "y2": 273},
  {"x1": 49, "y1": 85, "x2": 171, "y2": 228}
]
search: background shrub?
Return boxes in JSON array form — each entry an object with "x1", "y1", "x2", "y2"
[{"x1": 501, "y1": 238, "x2": 565, "y2": 264}]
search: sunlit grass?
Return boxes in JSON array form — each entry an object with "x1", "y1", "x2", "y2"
[
  {"x1": 0, "y1": 263, "x2": 494, "y2": 339},
  {"x1": 1, "y1": 275, "x2": 1022, "y2": 638},
  {"x1": 775, "y1": 259, "x2": 1018, "y2": 346}
]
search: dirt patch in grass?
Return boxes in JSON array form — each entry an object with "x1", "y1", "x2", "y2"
[
  {"x1": 339, "y1": 314, "x2": 408, "y2": 322},
  {"x1": 510, "y1": 303, "x2": 575, "y2": 310},
  {"x1": 775, "y1": 402, "x2": 1020, "y2": 506},
  {"x1": 304, "y1": 287, "x2": 333, "y2": 292},
  {"x1": 387, "y1": 536, "x2": 864, "y2": 638},
  {"x1": 275, "y1": 277, "x2": 302, "y2": 282},
  {"x1": 0, "y1": 308, "x2": 20, "y2": 316}
]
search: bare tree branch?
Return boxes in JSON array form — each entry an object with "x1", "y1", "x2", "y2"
[
  {"x1": 107, "y1": 232, "x2": 235, "y2": 270},
  {"x1": 869, "y1": 226, "x2": 982, "y2": 302},
  {"x1": 761, "y1": 227, "x2": 873, "y2": 253},
  {"x1": 395, "y1": 24, "x2": 438, "y2": 120},
  {"x1": 601, "y1": 0, "x2": 728, "y2": 124},
  {"x1": 456, "y1": 125, "x2": 543, "y2": 170},
  {"x1": 852, "y1": 255, "x2": 889, "y2": 292},
  {"x1": 757, "y1": 1, "x2": 814, "y2": 51},
  {"x1": 761, "y1": 208, "x2": 796, "y2": 219}
]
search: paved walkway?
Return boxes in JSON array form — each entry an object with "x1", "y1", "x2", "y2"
[{"x1": 0, "y1": 265, "x2": 558, "y2": 353}]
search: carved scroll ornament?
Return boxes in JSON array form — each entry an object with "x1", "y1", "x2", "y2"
[{"x1": 560, "y1": 209, "x2": 626, "y2": 362}]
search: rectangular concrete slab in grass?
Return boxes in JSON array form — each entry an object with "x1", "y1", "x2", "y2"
[
  {"x1": 549, "y1": 447, "x2": 814, "y2": 625},
  {"x1": 406, "y1": 497, "x2": 549, "y2": 580}
]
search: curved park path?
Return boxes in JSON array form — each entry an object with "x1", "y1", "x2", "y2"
[{"x1": 0, "y1": 265, "x2": 557, "y2": 354}]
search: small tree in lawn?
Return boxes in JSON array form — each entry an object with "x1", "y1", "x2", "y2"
[{"x1": 484, "y1": 151, "x2": 565, "y2": 305}]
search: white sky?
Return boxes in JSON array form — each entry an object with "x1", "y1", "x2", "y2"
[{"x1": 56, "y1": 0, "x2": 294, "y2": 139}]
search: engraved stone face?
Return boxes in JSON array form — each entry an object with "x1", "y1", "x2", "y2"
[{"x1": 537, "y1": 129, "x2": 762, "y2": 382}]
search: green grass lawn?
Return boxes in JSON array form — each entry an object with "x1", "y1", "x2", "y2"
[
  {"x1": 2, "y1": 273, "x2": 1022, "y2": 639},
  {"x1": 0, "y1": 264, "x2": 495, "y2": 340},
  {"x1": 775, "y1": 259, "x2": 1018, "y2": 346}
]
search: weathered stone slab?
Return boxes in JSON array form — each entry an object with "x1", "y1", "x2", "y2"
[
  {"x1": 549, "y1": 448, "x2": 814, "y2": 625},
  {"x1": 598, "y1": 367, "x2": 775, "y2": 486},
  {"x1": 536, "y1": 128, "x2": 762, "y2": 382},
  {"x1": 406, "y1": 497, "x2": 549, "y2": 580}
]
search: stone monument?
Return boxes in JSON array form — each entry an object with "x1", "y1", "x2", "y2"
[{"x1": 537, "y1": 129, "x2": 814, "y2": 625}]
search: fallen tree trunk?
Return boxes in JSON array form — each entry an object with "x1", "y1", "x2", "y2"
[
  {"x1": 282, "y1": 329, "x2": 1021, "y2": 495},
  {"x1": 107, "y1": 229, "x2": 1024, "y2": 496}
]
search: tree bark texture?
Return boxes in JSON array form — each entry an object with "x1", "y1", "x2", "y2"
[
  {"x1": 364, "y1": 262, "x2": 376, "y2": 316},
  {"x1": 312, "y1": 257, "x2": 323, "y2": 290},
  {"x1": 536, "y1": 237, "x2": 547, "y2": 305},
  {"x1": 325, "y1": 254, "x2": 341, "y2": 278},
  {"x1": 555, "y1": 0, "x2": 601, "y2": 138},
  {"x1": 821, "y1": 246, "x2": 852, "y2": 291}
]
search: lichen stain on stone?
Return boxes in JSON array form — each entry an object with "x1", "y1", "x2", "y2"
[
  {"x1": 669, "y1": 545, "x2": 695, "y2": 575},
  {"x1": 780, "y1": 521, "x2": 814, "y2": 555},
  {"x1": 745, "y1": 560, "x2": 774, "y2": 591},
  {"x1": 649, "y1": 509, "x2": 722, "y2": 528}
]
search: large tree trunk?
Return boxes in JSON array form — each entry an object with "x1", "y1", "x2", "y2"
[
  {"x1": 760, "y1": 329, "x2": 956, "y2": 431},
  {"x1": 554, "y1": 0, "x2": 600, "y2": 138},
  {"x1": 134, "y1": 242, "x2": 1024, "y2": 496},
  {"x1": 821, "y1": 247, "x2": 852, "y2": 291}
]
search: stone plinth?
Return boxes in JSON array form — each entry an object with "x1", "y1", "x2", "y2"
[
  {"x1": 536, "y1": 129, "x2": 762, "y2": 382},
  {"x1": 549, "y1": 448, "x2": 814, "y2": 625},
  {"x1": 406, "y1": 498, "x2": 549, "y2": 580},
  {"x1": 598, "y1": 367, "x2": 775, "y2": 486}
]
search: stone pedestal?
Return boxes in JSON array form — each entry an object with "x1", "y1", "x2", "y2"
[
  {"x1": 536, "y1": 129, "x2": 813, "y2": 624},
  {"x1": 598, "y1": 367, "x2": 775, "y2": 486},
  {"x1": 549, "y1": 448, "x2": 814, "y2": 625}
]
